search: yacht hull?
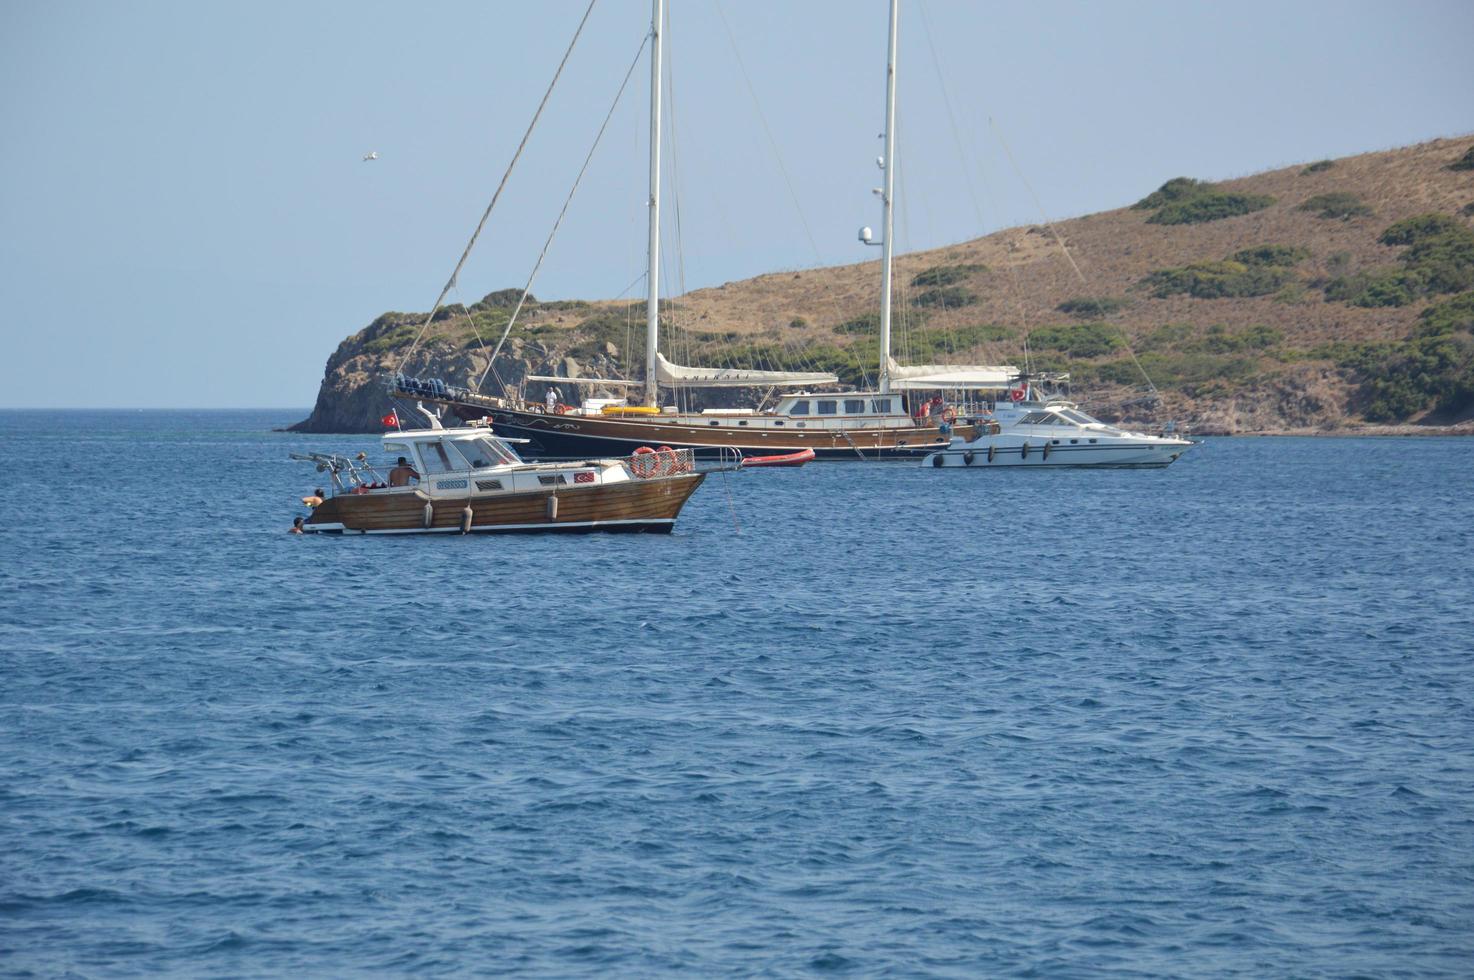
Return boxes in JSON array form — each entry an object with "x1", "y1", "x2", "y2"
[
  {"x1": 924, "y1": 439, "x2": 1192, "y2": 468},
  {"x1": 455, "y1": 404, "x2": 966, "y2": 461}
]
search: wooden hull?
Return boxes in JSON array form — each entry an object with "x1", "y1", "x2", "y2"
[
  {"x1": 305, "y1": 473, "x2": 705, "y2": 535},
  {"x1": 449, "y1": 403, "x2": 971, "y2": 461}
]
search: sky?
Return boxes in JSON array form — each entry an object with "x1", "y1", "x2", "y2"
[{"x1": 1, "y1": 0, "x2": 1471, "y2": 409}]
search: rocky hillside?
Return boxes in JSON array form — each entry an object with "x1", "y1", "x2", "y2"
[{"x1": 293, "y1": 136, "x2": 1474, "y2": 434}]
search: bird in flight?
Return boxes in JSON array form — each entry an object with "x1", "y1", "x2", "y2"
[{"x1": 362, "y1": 151, "x2": 379, "y2": 162}]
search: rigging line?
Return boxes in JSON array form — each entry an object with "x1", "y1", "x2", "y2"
[
  {"x1": 707, "y1": 3, "x2": 826, "y2": 380},
  {"x1": 917, "y1": 0, "x2": 987, "y2": 232},
  {"x1": 711, "y1": 0, "x2": 825, "y2": 267},
  {"x1": 476, "y1": 33, "x2": 652, "y2": 394},
  {"x1": 987, "y1": 117, "x2": 1086, "y2": 286},
  {"x1": 395, "y1": 0, "x2": 599, "y2": 376},
  {"x1": 452, "y1": 285, "x2": 492, "y2": 361},
  {"x1": 658, "y1": 10, "x2": 692, "y2": 394},
  {"x1": 986, "y1": 117, "x2": 1159, "y2": 398}
]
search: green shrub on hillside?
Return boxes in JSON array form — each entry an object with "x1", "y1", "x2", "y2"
[
  {"x1": 1401, "y1": 225, "x2": 1474, "y2": 294},
  {"x1": 1318, "y1": 290, "x2": 1474, "y2": 419},
  {"x1": 1085, "y1": 352, "x2": 1258, "y2": 389},
  {"x1": 1133, "y1": 176, "x2": 1275, "y2": 226},
  {"x1": 1132, "y1": 177, "x2": 1210, "y2": 210},
  {"x1": 1413, "y1": 292, "x2": 1474, "y2": 338},
  {"x1": 910, "y1": 263, "x2": 985, "y2": 288},
  {"x1": 1138, "y1": 323, "x2": 1195, "y2": 351},
  {"x1": 1323, "y1": 267, "x2": 1418, "y2": 308},
  {"x1": 1449, "y1": 145, "x2": 1474, "y2": 172},
  {"x1": 476, "y1": 288, "x2": 535, "y2": 309},
  {"x1": 911, "y1": 286, "x2": 978, "y2": 308},
  {"x1": 1463, "y1": 202, "x2": 1474, "y2": 217},
  {"x1": 1057, "y1": 297, "x2": 1127, "y2": 318},
  {"x1": 1379, "y1": 214, "x2": 1464, "y2": 246},
  {"x1": 1026, "y1": 322, "x2": 1122, "y2": 358},
  {"x1": 1232, "y1": 245, "x2": 1310, "y2": 267},
  {"x1": 1301, "y1": 160, "x2": 1336, "y2": 175},
  {"x1": 1297, "y1": 192, "x2": 1372, "y2": 220},
  {"x1": 1320, "y1": 216, "x2": 1474, "y2": 306},
  {"x1": 360, "y1": 319, "x2": 419, "y2": 354},
  {"x1": 1147, "y1": 192, "x2": 1275, "y2": 225},
  {"x1": 1193, "y1": 323, "x2": 1284, "y2": 353},
  {"x1": 834, "y1": 311, "x2": 883, "y2": 334},
  {"x1": 952, "y1": 323, "x2": 1016, "y2": 345},
  {"x1": 1144, "y1": 260, "x2": 1295, "y2": 299},
  {"x1": 1320, "y1": 335, "x2": 1474, "y2": 421}
]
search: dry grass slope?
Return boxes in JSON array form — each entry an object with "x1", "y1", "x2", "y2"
[{"x1": 301, "y1": 136, "x2": 1474, "y2": 434}]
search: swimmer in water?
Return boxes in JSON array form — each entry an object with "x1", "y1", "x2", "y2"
[{"x1": 290, "y1": 516, "x2": 305, "y2": 534}]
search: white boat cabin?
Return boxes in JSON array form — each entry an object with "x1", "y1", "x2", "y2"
[{"x1": 368, "y1": 426, "x2": 646, "y2": 498}]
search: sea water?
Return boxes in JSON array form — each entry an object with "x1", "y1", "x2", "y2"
[{"x1": 2, "y1": 410, "x2": 1471, "y2": 976}]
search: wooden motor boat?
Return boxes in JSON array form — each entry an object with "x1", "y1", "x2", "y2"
[
  {"x1": 740, "y1": 448, "x2": 815, "y2": 468},
  {"x1": 292, "y1": 425, "x2": 705, "y2": 535}
]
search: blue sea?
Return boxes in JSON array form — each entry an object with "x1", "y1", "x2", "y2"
[{"x1": 2, "y1": 409, "x2": 1472, "y2": 976}]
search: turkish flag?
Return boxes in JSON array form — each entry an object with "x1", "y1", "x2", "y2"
[{"x1": 381, "y1": 411, "x2": 399, "y2": 428}]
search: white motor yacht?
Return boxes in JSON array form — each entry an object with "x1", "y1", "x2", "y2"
[{"x1": 923, "y1": 404, "x2": 1194, "y2": 468}]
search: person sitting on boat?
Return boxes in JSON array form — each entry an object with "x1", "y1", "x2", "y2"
[
  {"x1": 388, "y1": 456, "x2": 419, "y2": 487},
  {"x1": 301, "y1": 487, "x2": 325, "y2": 508}
]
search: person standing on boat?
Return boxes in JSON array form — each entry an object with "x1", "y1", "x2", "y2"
[
  {"x1": 545, "y1": 386, "x2": 561, "y2": 413},
  {"x1": 388, "y1": 456, "x2": 419, "y2": 487}
]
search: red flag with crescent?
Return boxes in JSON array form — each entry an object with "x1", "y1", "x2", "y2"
[{"x1": 381, "y1": 411, "x2": 399, "y2": 428}]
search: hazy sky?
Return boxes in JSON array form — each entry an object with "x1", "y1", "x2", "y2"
[{"x1": 2, "y1": 0, "x2": 1471, "y2": 408}]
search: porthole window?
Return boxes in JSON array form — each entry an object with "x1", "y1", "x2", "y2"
[
  {"x1": 738, "y1": 420, "x2": 749, "y2": 426},
  {"x1": 709, "y1": 420, "x2": 720, "y2": 426}
]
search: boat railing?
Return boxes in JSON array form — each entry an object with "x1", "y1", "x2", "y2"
[
  {"x1": 625, "y1": 447, "x2": 696, "y2": 479},
  {"x1": 289, "y1": 452, "x2": 385, "y2": 493}
]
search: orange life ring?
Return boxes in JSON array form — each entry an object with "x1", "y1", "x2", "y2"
[
  {"x1": 655, "y1": 445, "x2": 678, "y2": 477},
  {"x1": 631, "y1": 445, "x2": 658, "y2": 478}
]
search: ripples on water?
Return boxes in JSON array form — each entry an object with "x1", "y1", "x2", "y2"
[{"x1": 2, "y1": 411, "x2": 1472, "y2": 975}]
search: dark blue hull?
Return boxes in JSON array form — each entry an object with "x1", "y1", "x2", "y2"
[{"x1": 455, "y1": 405, "x2": 951, "y2": 462}]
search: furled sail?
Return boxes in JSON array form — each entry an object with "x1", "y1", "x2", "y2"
[
  {"x1": 885, "y1": 357, "x2": 1019, "y2": 390},
  {"x1": 655, "y1": 352, "x2": 837, "y2": 388}
]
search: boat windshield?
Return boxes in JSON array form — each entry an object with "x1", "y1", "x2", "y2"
[
  {"x1": 416, "y1": 436, "x2": 518, "y2": 474},
  {"x1": 1018, "y1": 411, "x2": 1074, "y2": 425},
  {"x1": 451, "y1": 437, "x2": 517, "y2": 468},
  {"x1": 1058, "y1": 408, "x2": 1102, "y2": 425}
]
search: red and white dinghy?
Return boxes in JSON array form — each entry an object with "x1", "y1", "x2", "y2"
[{"x1": 740, "y1": 448, "x2": 815, "y2": 468}]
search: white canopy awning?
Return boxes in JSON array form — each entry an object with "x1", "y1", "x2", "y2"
[
  {"x1": 886, "y1": 357, "x2": 1019, "y2": 390},
  {"x1": 656, "y1": 352, "x2": 837, "y2": 388}
]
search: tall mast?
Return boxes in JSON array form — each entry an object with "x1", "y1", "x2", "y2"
[
  {"x1": 643, "y1": 0, "x2": 664, "y2": 408},
  {"x1": 877, "y1": 0, "x2": 900, "y2": 394}
]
